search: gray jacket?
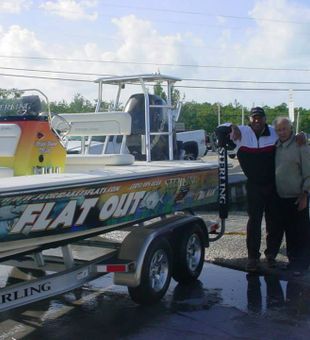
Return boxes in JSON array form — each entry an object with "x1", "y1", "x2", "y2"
[{"x1": 275, "y1": 134, "x2": 310, "y2": 198}]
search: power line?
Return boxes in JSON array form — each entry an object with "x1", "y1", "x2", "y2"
[
  {"x1": 100, "y1": 2, "x2": 310, "y2": 25},
  {"x1": 1, "y1": 72, "x2": 310, "y2": 92},
  {"x1": 36, "y1": 1, "x2": 310, "y2": 25},
  {"x1": 30, "y1": 19, "x2": 310, "y2": 52},
  {"x1": 2, "y1": 66, "x2": 310, "y2": 85},
  {"x1": 0, "y1": 55, "x2": 310, "y2": 72},
  {"x1": 97, "y1": 13, "x2": 310, "y2": 33},
  {"x1": 183, "y1": 78, "x2": 310, "y2": 85},
  {"x1": 0, "y1": 66, "x2": 111, "y2": 78},
  {"x1": 0, "y1": 72, "x2": 92, "y2": 83},
  {"x1": 175, "y1": 85, "x2": 310, "y2": 91}
]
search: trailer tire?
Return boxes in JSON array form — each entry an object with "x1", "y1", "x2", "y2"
[
  {"x1": 128, "y1": 238, "x2": 172, "y2": 305},
  {"x1": 183, "y1": 142, "x2": 198, "y2": 160},
  {"x1": 184, "y1": 151, "x2": 196, "y2": 160},
  {"x1": 172, "y1": 224, "x2": 205, "y2": 283}
]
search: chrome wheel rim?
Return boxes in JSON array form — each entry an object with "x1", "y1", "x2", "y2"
[
  {"x1": 149, "y1": 249, "x2": 169, "y2": 292},
  {"x1": 186, "y1": 234, "x2": 202, "y2": 272}
]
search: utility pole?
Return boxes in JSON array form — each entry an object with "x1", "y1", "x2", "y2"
[
  {"x1": 241, "y1": 106, "x2": 244, "y2": 125},
  {"x1": 296, "y1": 108, "x2": 300, "y2": 133},
  {"x1": 217, "y1": 103, "x2": 221, "y2": 126},
  {"x1": 288, "y1": 89, "x2": 294, "y2": 122}
]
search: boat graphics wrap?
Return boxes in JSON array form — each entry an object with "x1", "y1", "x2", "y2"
[{"x1": 0, "y1": 168, "x2": 217, "y2": 244}]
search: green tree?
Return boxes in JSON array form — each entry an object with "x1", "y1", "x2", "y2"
[
  {"x1": 2, "y1": 86, "x2": 310, "y2": 132},
  {"x1": 50, "y1": 99, "x2": 70, "y2": 113},
  {"x1": 69, "y1": 93, "x2": 96, "y2": 112},
  {"x1": 179, "y1": 101, "x2": 201, "y2": 130},
  {"x1": 50, "y1": 94, "x2": 98, "y2": 113},
  {"x1": 153, "y1": 82, "x2": 167, "y2": 101},
  {"x1": 0, "y1": 88, "x2": 21, "y2": 99},
  {"x1": 297, "y1": 108, "x2": 310, "y2": 133},
  {"x1": 153, "y1": 81, "x2": 184, "y2": 105}
]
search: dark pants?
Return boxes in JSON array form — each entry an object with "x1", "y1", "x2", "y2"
[
  {"x1": 246, "y1": 181, "x2": 283, "y2": 260},
  {"x1": 278, "y1": 197, "x2": 310, "y2": 270}
]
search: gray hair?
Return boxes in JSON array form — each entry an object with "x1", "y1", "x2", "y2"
[{"x1": 273, "y1": 116, "x2": 293, "y2": 128}]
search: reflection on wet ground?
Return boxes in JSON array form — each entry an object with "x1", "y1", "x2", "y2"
[
  {"x1": 246, "y1": 273, "x2": 310, "y2": 323},
  {"x1": 0, "y1": 263, "x2": 310, "y2": 339}
]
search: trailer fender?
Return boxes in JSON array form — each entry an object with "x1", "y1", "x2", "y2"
[{"x1": 114, "y1": 214, "x2": 209, "y2": 287}]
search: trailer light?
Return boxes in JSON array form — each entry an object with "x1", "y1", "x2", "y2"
[
  {"x1": 107, "y1": 264, "x2": 127, "y2": 272},
  {"x1": 96, "y1": 262, "x2": 135, "y2": 273}
]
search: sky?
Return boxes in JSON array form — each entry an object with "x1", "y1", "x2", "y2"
[{"x1": 0, "y1": 0, "x2": 310, "y2": 109}]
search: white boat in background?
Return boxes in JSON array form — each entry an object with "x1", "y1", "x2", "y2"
[{"x1": 0, "y1": 74, "x2": 219, "y2": 260}]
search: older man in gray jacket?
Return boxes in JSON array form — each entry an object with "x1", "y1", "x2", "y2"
[{"x1": 275, "y1": 117, "x2": 310, "y2": 275}]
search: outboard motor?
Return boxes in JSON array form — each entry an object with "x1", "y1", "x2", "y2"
[
  {"x1": 124, "y1": 94, "x2": 177, "y2": 160},
  {"x1": 0, "y1": 95, "x2": 42, "y2": 116},
  {"x1": 20, "y1": 95, "x2": 42, "y2": 115}
]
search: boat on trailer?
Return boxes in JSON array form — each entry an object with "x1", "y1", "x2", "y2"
[{"x1": 0, "y1": 74, "x2": 225, "y2": 310}]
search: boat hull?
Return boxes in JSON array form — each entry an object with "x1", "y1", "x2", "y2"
[{"x1": 0, "y1": 166, "x2": 218, "y2": 259}]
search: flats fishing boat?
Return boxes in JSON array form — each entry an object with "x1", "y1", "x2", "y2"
[{"x1": 0, "y1": 74, "x2": 226, "y2": 311}]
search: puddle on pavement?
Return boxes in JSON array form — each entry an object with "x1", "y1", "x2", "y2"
[{"x1": 165, "y1": 263, "x2": 310, "y2": 325}]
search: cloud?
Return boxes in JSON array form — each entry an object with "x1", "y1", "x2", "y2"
[
  {"x1": 0, "y1": 25, "x2": 80, "y2": 101},
  {"x1": 211, "y1": 0, "x2": 309, "y2": 68},
  {"x1": 244, "y1": 0, "x2": 310, "y2": 65},
  {"x1": 0, "y1": 0, "x2": 32, "y2": 13},
  {"x1": 0, "y1": 25, "x2": 43, "y2": 56},
  {"x1": 2, "y1": 5, "x2": 310, "y2": 108},
  {"x1": 40, "y1": 0, "x2": 98, "y2": 21},
  {"x1": 0, "y1": 15, "x2": 202, "y2": 102},
  {"x1": 190, "y1": 0, "x2": 310, "y2": 107},
  {"x1": 109, "y1": 15, "x2": 200, "y2": 77}
]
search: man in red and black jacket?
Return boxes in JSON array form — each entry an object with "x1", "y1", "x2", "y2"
[{"x1": 216, "y1": 107, "x2": 283, "y2": 271}]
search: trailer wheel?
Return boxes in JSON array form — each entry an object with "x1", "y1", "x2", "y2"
[
  {"x1": 184, "y1": 151, "x2": 197, "y2": 160},
  {"x1": 172, "y1": 225, "x2": 205, "y2": 283},
  {"x1": 128, "y1": 238, "x2": 172, "y2": 305},
  {"x1": 183, "y1": 143, "x2": 198, "y2": 160}
]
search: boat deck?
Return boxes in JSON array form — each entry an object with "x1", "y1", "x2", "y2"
[{"x1": 0, "y1": 160, "x2": 218, "y2": 194}]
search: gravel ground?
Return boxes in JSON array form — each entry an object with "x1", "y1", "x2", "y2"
[
  {"x1": 200, "y1": 210, "x2": 287, "y2": 264},
  {"x1": 200, "y1": 210, "x2": 310, "y2": 285}
]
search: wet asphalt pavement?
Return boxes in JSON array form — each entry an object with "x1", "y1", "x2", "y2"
[{"x1": 0, "y1": 260, "x2": 310, "y2": 339}]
